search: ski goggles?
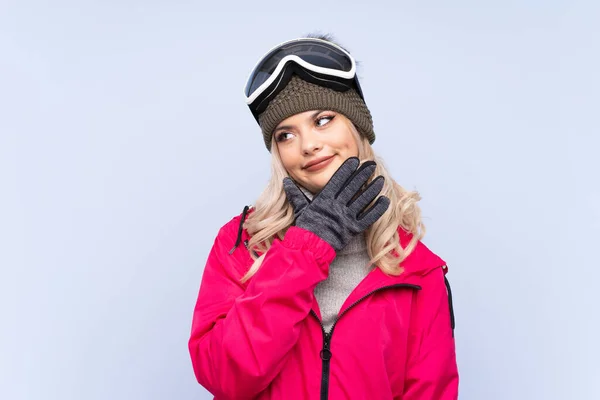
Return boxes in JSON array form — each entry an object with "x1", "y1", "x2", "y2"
[{"x1": 244, "y1": 38, "x2": 364, "y2": 120}]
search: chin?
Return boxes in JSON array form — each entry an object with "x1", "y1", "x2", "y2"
[
  {"x1": 314, "y1": 172, "x2": 338, "y2": 191},
  {"x1": 307, "y1": 179, "x2": 329, "y2": 194}
]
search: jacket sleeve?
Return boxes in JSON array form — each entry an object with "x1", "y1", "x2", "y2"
[
  {"x1": 401, "y1": 266, "x2": 459, "y2": 400},
  {"x1": 188, "y1": 224, "x2": 335, "y2": 400}
]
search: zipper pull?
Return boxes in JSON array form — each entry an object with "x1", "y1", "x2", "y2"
[{"x1": 320, "y1": 347, "x2": 332, "y2": 360}]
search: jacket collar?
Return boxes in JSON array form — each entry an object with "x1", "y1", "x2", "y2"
[
  {"x1": 232, "y1": 206, "x2": 447, "y2": 319},
  {"x1": 333, "y1": 229, "x2": 446, "y2": 317}
]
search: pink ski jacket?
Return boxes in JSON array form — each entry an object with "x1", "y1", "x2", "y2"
[{"x1": 189, "y1": 208, "x2": 459, "y2": 399}]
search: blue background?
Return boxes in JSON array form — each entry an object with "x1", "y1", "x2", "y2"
[{"x1": 1, "y1": 1, "x2": 598, "y2": 399}]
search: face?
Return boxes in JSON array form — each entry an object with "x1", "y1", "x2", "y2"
[{"x1": 274, "y1": 110, "x2": 359, "y2": 194}]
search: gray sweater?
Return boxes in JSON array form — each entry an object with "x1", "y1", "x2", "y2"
[
  {"x1": 297, "y1": 186, "x2": 373, "y2": 333},
  {"x1": 314, "y1": 233, "x2": 372, "y2": 333}
]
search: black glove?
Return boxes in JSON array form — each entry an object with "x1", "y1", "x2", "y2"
[{"x1": 283, "y1": 157, "x2": 390, "y2": 251}]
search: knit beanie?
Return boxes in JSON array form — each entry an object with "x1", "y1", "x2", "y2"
[{"x1": 258, "y1": 75, "x2": 375, "y2": 150}]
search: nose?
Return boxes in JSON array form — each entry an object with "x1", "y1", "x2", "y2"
[{"x1": 300, "y1": 128, "x2": 323, "y2": 155}]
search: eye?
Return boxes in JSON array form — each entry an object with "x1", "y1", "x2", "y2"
[
  {"x1": 316, "y1": 115, "x2": 335, "y2": 127},
  {"x1": 276, "y1": 131, "x2": 294, "y2": 142}
]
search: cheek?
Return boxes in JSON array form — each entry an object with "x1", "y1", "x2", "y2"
[
  {"x1": 339, "y1": 135, "x2": 359, "y2": 155},
  {"x1": 345, "y1": 138, "x2": 357, "y2": 151},
  {"x1": 330, "y1": 126, "x2": 359, "y2": 155},
  {"x1": 277, "y1": 145, "x2": 300, "y2": 173},
  {"x1": 351, "y1": 140, "x2": 359, "y2": 156}
]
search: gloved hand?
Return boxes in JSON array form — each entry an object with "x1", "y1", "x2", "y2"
[{"x1": 283, "y1": 157, "x2": 390, "y2": 251}]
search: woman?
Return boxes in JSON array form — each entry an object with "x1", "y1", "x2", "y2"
[{"x1": 188, "y1": 35, "x2": 459, "y2": 399}]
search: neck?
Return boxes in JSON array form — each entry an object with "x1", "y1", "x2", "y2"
[{"x1": 298, "y1": 184, "x2": 315, "y2": 200}]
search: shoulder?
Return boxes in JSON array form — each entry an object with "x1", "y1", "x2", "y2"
[
  {"x1": 217, "y1": 214, "x2": 243, "y2": 238},
  {"x1": 396, "y1": 226, "x2": 447, "y2": 277},
  {"x1": 215, "y1": 206, "x2": 252, "y2": 242},
  {"x1": 211, "y1": 206, "x2": 255, "y2": 264},
  {"x1": 204, "y1": 207, "x2": 253, "y2": 280},
  {"x1": 397, "y1": 228, "x2": 456, "y2": 334}
]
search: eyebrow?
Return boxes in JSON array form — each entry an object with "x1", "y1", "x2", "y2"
[{"x1": 274, "y1": 110, "x2": 324, "y2": 133}]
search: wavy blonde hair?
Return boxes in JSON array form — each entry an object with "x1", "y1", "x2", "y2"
[{"x1": 241, "y1": 116, "x2": 425, "y2": 283}]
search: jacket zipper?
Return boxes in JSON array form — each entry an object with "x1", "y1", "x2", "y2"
[{"x1": 309, "y1": 283, "x2": 421, "y2": 400}]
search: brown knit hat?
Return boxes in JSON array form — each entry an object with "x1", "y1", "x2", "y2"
[{"x1": 258, "y1": 75, "x2": 375, "y2": 150}]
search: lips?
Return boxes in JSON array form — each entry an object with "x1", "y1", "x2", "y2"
[{"x1": 303, "y1": 155, "x2": 335, "y2": 172}]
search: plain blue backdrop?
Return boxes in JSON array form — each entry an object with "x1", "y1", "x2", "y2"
[{"x1": 1, "y1": 1, "x2": 598, "y2": 399}]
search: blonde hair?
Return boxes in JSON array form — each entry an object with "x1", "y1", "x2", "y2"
[{"x1": 241, "y1": 117, "x2": 425, "y2": 283}]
